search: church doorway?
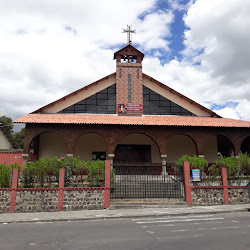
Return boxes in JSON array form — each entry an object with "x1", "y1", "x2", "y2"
[
  {"x1": 114, "y1": 144, "x2": 151, "y2": 163},
  {"x1": 111, "y1": 133, "x2": 184, "y2": 200},
  {"x1": 113, "y1": 133, "x2": 161, "y2": 164}
]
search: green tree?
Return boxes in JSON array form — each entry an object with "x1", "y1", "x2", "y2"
[
  {"x1": 13, "y1": 128, "x2": 25, "y2": 149},
  {"x1": 0, "y1": 115, "x2": 14, "y2": 137},
  {"x1": 0, "y1": 115, "x2": 25, "y2": 149}
]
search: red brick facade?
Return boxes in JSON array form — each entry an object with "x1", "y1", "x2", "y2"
[
  {"x1": 15, "y1": 44, "x2": 250, "y2": 163},
  {"x1": 115, "y1": 45, "x2": 144, "y2": 115},
  {"x1": 23, "y1": 123, "x2": 250, "y2": 159}
]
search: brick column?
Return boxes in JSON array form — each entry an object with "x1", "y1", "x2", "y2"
[
  {"x1": 9, "y1": 168, "x2": 19, "y2": 213},
  {"x1": 57, "y1": 168, "x2": 65, "y2": 211},
  {"x1": 183, "y1": 161, "x2": 192, "y2": 206},
  {"x1": 221, "y1": 167, "x2": 229, "y2": 205},
  {"x1": 104, "y1": 160, "x2": 111, "y2": 209}
]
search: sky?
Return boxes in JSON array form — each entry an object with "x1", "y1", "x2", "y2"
[{"x1": 1, "y1": 0, "x2": 250, "y2": 131}]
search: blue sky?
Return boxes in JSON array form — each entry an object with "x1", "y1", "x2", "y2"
[{"x1": 0, "y1": 0, "x2": 249, "y2": 124}]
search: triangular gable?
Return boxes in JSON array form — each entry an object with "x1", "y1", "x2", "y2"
[
  {"x1": 143, "y1": 85, "x2": 196, "y2": 116},
  {"x1": 142, "y1": 73, "x2": 220, "y2": 118},
  {"x1": 114, "y1": 44, "x2": 144, "y2": 60},
  {"x1": 33, "y1": 72, "x2": 116, "y2": 114},
  {"x1": 59, "y1": 84, "x2": 116, "y2": 114}
]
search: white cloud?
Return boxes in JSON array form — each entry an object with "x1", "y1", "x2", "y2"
[
  {"x1": 213, "y1": 107, "x2": 240, "y2": 120},
  {"x1": 1, "y1": 0, "x2": 250, "y2": 127},
  {"x1": 147, "y1": 0, "x2": 250, "y2": 121},
  {"x1": 0, "y1": 0, "x2": 176, "y2": 121}
]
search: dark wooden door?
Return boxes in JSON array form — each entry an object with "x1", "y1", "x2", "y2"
[{"x1": 114, "y1": 145, "x2": 151, "y2": 163}]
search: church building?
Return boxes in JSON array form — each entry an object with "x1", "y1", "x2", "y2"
[{"x1": 15, "y1": 27, "x2": 250, "y2": 167}]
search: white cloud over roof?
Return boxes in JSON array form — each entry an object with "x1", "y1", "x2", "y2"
[{"x1": 0, "y1": 0, "x2": 250, "y2": 125}]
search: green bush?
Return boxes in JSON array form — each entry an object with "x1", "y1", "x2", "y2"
[
  {"x1": 238, "y1": 153, "x2": 250, "y2": 174},
  {"x1": 208, "y1": 164, "x2": 220, "y2": 179},
  {"x1": 21, "y1": 156, "x2": 105, "y2": 187},
  {"x1": 0, "y1": 163, "x2": 21, "y2": 188},
  {"x1": 175, "y1": 155, "x2": 207, "y2": 171},
  {"x1": 214, "y1": 153, "x2": 250, "y2": 178},
  {"x1": 0, "y1": 164, "x2": 11, "y2": 188},
  {"x1": 86, "y1": 160, "x2": 105, "y2": 186},
  {"x1": 224, "y1": 156, "x2": 240, "y2": 177}
]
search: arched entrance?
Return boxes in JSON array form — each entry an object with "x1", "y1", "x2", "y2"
[
  {"x1": 30, "y1": 131, "x2": 67, "y2": 159},
  {"x1": 204, "y1": 134, "x2": 235, "y2": 163},
  {"x1": 111, "y1": 133, "x2": 184, "y2": 200},
  {"x1": 166, "y1": 134, "x2": 197, "y2": 163},
  {"x1": 241, "y1": 136, "x2": 250, "y2": 155},
  {"x1": 113, "y1": 133, "x2": 161, "y2": 163},
  {"x1": 74, "y1": 133, "x2": 108, "y2": 161}
]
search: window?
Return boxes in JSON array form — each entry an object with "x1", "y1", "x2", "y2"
[
  {"x1": 59, "y1": 84, "x2": 116, "y2": 114},
  {"x1": 143, "y1": 86, "x2": 196, "y2": 116}
]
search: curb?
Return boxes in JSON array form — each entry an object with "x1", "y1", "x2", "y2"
[{"x1": 1, "y1": 208, "x2": 249, "y2": 224}]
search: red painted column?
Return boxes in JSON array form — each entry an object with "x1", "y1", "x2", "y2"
[
  {"x1": 221, "y1": 167, "x2": 229, "y2": 205},
  {"x1": 104, "y1": 160, "x2": 111, "y2": 209},
  {"x1": 183, "y1": 161, "x2": 192, "y2": 206},
  {"x1": 9, "y1": 168, "x2": 19, "y2": 213},
  {"x1": 58, "y1": 168, "x2": 65, "y2": 211}
]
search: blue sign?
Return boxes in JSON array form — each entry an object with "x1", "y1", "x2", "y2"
[{"x1": 192, "y1": 169, "x2": 201, "y2": 182}]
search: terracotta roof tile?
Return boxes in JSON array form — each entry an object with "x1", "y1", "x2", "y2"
[{"x1": 13, "y1": 113, "x2": 250, "y2": 128}]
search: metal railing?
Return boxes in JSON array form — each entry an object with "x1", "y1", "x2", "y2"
[{"x1": 111, "y1": 162, "x2": 184, "y2": 199}]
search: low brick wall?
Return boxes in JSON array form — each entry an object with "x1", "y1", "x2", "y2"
[
  {"x1": 0, "y1": 190, "x2": 11, "y2": 213},
  {"x1": 229, "y1": 188, "x2": 250, "y2": 204},
  {"x1": 15, "y1": 189, "x2": 59, "y2": 213},
  {"x1": 63, "y1": 189, "x2": 104, "y2": 211},
  {"x1": 191, "y1": 188, "x2": 224, "y2": 206}
]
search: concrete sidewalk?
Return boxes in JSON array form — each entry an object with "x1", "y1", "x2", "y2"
[{"x1": 0, "y1": 204, "x2": 249, "y2": 224}]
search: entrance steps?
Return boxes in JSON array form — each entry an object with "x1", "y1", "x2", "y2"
[
  {"x1": 111, "y1": 182, "x2": 184, "y2": 199},
  {"x1": 109, "y1": 199, "x2": 187, "y2": 209}
]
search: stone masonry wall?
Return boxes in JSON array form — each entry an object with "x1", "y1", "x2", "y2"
[
  {"x1": 191, "y1": 188, "x2": 224, "y2": 206},
  {"x1": 0, "y1": 190, "x2": 11, "y2": 213},
  {"x1": 229, "y1": 188, "x2": 249, "y2": 204},
  {"x1": 63, "y1": 189, "x2": 104, "y2": 211},
  {"x1": 15, "y1": 190, "x2": 58, "y2": 213}
]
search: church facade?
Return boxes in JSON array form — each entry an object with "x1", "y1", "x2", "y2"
[{"x1": 15, "y1": 43, "x2": 250, "y2": 166}]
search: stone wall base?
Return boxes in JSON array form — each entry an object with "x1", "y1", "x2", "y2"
[
  {"x1": 229, "y1": 188, "x2": 250, "y2": 204},
  {"x1": 191, "y1": 188, "x2": 224, "y2": 206},
  {"x1": 0, "y1": 190, "x2": 11, "y2": 213},
  {"x1": 63, "y1": 190, "x2": 104, "y2": 210}
]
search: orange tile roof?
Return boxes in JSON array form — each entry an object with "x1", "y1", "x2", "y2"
[{"x1": 13, "y1": 113, "x2": 250, "y2": 128}]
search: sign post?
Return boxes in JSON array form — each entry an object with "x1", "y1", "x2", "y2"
[{"x1": 192, "y1": 169, "x2": 201, "y2": 182}]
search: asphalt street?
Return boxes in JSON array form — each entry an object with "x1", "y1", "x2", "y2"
[{"x1": 0, "y1": 212, "x2": 250, "y2": 249}]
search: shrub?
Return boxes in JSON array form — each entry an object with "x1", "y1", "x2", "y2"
[
  {"x1": 0, "y1": 164, "x2": 11, "y2": 188},
  {"x1": 238, "y1": 153, "x2": 250, "y2": 175},
  {"x1": 214, "y1": 154, "x2": 250, "y2": 178},
  {"x1": 86, "y1": 160, "x2": 105, "y2": 186},
  {"x1": 0, "y1": 163, "x2": 21, "y2": 188},
  {"x1": 21, "y1": 157, "x2": 105, "y2": 187},
  {"x1": 175, "y1": 155, "x2": 207, "y2": 171},
  {"x1": 208, "y1": 164, "x2": 220, "y2": 179}
]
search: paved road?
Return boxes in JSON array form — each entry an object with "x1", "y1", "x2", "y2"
[{"x1": 0, "y1": 212, "x2": 250, "y2": 249}]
